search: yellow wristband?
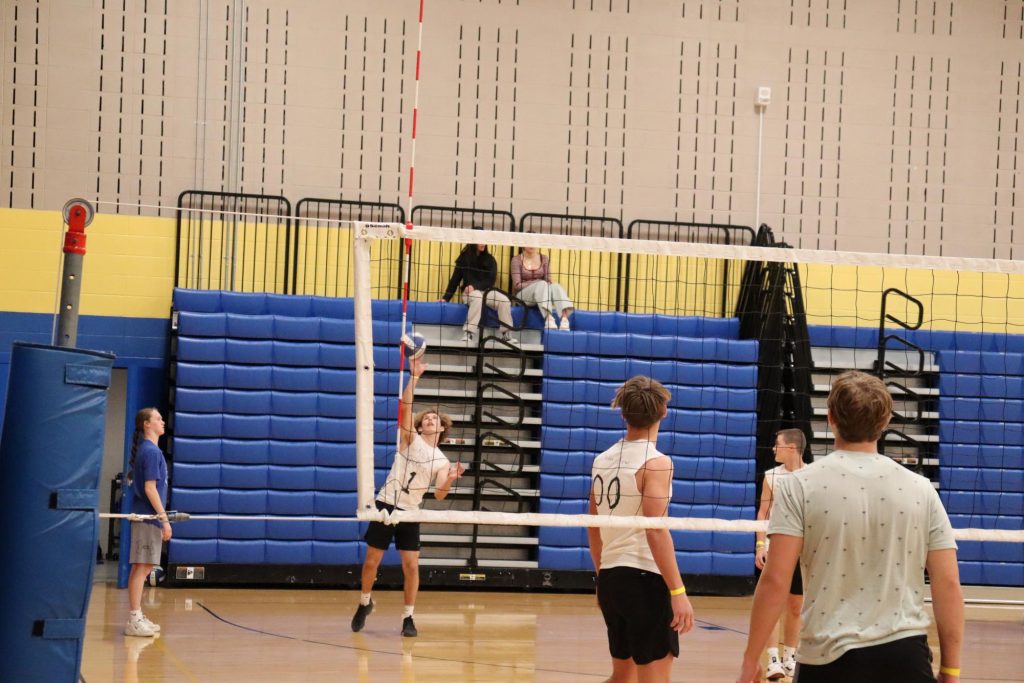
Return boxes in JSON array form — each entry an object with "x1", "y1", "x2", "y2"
[
  {"x1": 939, "y1": 667, "x2": 960, "y2": 676},
  {"x1": 755, "y1": 541, "x2": 766, "y2": 547},
  {"x1": 669, "y1": 586, "x2": 686, "y2": 596}
]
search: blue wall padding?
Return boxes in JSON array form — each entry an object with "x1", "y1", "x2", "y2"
[{"x1": 0, "y1": 342, "x2": 113, "y2": 683}]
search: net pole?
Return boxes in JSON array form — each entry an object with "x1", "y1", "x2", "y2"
[
  {"x1": 353, "y1": 232, "x2": 378, "y2": 514},
  {"x1": 393, "y1": 0, "x2": 426, "y2": 459}
]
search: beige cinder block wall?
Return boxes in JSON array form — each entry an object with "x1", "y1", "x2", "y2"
[{"x1": 1, "y1": 0, "x2": 1021, "y2": 258}]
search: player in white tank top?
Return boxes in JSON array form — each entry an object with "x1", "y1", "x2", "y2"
[
  {"x1": 591, "y1": 438, "x2": 668, "y2": 573},
  {"x1": 587, "y1": 376, "x2": 695, "y2": 683}
]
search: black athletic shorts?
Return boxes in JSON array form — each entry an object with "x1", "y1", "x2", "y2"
[
  {"x1": 794, "y1": 635, "x2": 935, "y2": 683},
  {"x1": 363, "y1": 501, "x2": 421, "y2": 552},
  {"x1": 597, "y1": 566, "x2": 680, "y2": 665},
  {"x1": 790, "y1": 561, "x2": 803, "y2": 596}
]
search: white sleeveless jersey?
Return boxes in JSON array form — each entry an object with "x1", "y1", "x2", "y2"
[
  {"x1": 377, "y1": 435, "x2": 451, "y2": 510},
  {"x1": 591, "y1": 439, "x2": 670, "y2": 574}
]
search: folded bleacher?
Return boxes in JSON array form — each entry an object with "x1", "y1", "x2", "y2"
[
  {"x1": 938, "y1": 349, "x2": 1024, "y2": 587},
  {"x1": 808, "y1": 323, "x2": 1024, "y2": 587},
  {"x1": 538, "y1": 312, "x2": 759, "y2": 576},
  {"x1": 170, "y1": 289, "x2": 407, "y2": 567}
]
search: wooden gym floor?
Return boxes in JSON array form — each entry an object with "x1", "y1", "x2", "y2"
[{"x1": 81, "y1": 578, "x2": 1022, "y2": 682}]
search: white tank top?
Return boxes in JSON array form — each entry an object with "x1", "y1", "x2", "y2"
[
  {"x1": 591, "y1": 439, "x2": 669, "y2": 574},
  {"x1": 377, "y1": 435, "x2": 451, "y2": 510}
]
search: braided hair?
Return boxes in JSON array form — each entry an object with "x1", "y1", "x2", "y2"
[{"x1": 127, "y1": 407, "x2": 158, "y2": 485}]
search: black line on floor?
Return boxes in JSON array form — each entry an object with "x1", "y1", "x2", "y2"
[{"x1": 196, "y1": 600, "x2": 609, "y2": 678}]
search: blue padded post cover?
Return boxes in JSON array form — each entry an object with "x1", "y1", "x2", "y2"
[{"x1": 0, "y1": 342, "x2": 114, "y2": 683}]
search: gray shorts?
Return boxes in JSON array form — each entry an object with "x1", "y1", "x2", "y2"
[{"x1": 129, "y1": 522, "x2": 163, "y2": 565}]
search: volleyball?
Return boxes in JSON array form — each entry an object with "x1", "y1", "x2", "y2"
[{"x1": 401, "y1": 332, "x2": 427, "y2": 359}]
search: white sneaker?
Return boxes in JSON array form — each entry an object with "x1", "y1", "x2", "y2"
[
  {"x1": 460, "y1": 331, "x2": 475, "y2": 344},
  {"x1": 140, "y1": 615, "x2": 161, "y2": 632},
  {"x1": 765, "y1": 652, "x2": 785, "y2": 680},
  {"x1": 783, "y1": 657, "x2": 796, "y2": 677},
  {"x1": 558, "y1": 316, "x2": 570, "y2": 331},
  {"x1": 545, "y1": 314, "x2": 557, "y2": 329},
  {"x1": 124, "y1": 617, "x2": 157, "y2": 637},
  {"x1": 500, "y1": 331, "x2": 520, "y2": 347}
]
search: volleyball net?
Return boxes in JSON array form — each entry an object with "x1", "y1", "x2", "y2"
[{"x1": 348, "y1": 221, "x2": 1024, "y2": 554}]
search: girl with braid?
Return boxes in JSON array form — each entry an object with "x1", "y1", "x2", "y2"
[{"x1": 124, "y1": 407, "x2": 171, "y2": 637}]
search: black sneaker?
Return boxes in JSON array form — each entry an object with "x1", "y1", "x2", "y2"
[
  {"x1": 401, "y1": 615, "x2": 418, "y2": 637},
  {"x1": 351, "y1": 599, "x2": 374, "y2": 632}
]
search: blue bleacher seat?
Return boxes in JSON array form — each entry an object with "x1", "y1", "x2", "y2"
[
  {"x1": 940, "y1": 421, "x2": 1024, "y2": 446},
  {"x1": 224, "y1": 389, "x2": 272, "y2": 414},
  {"x1": 269, "y1": 490, "x2": 315, "y2": 515},
  {"x1": 172, "y1": 518, "x2": 217, "y2": 539},
  {"x1": 268, "y1": 465, "x2": 316, "y2": 490},
  {"x1": 938, "y1": 350, "x2": 1024, "y2": 376},
  {"x1": 537, "y1": 546, "x2": 590, "y2": 571},
  {"x1": 266, "y1": 541, "x2": 313, "y2": 564},
  {"x1": 225, "y1": 364, "x2": 272, "y2": 389},
  {"x1": 312, "y1": 541, "x2": 363, "y2": 565},
  {"x1": 267, "y1": 519, "x2": 314, "y2": 540},
  {"x1": 173, "y1": 437, "x2": 223, "y2": 463},
  {"x1": 939, "y1": 397, "x2": 1024, "y2": 422},
  {"x1": 225, "y1": 339, "x2": 274, "y2": 364},
  {"x1": 539, "y1": 497, "x2": 588, "y2": 515},
  {"x1": 543, "y1": 379, "x2": 757, "y2": 412},
  {"x1": 220, "y1": 518, "x2": 267, "y2": 539},
  {"x1": 178, "y1": 312, "x2": 227, "y2": 337},
  {"x1": 314, "y1": 492, "x2": 358, "y2": 516},
  {"x1": 316, "y1": 466, "x2": 358, "y2": 492},
  {"x1": 957, "y1": 540, "x2": 1024, "y2": 563},
  {"x1": 173, "y1": 288, "x2": 222, "y2": 313},
  {"x1": 940, "y1": 490, "x2": 1024, "y2": 516},
  {"x1": 939, "y1": 374, "x2": 1024, "y2": 399},
  {"x1": 539, "y1": 474, "x2": 590, "y2": 499},
  {"x1": 221, "y1": 464, "x2": 269, "y2": 489},
  {"x1": 538, "y1": 526, "x2": 588, "y2": 547},
  {"x1": 173, "y1": 463, "x2": 221, "y2": 488},
  {"x1": 677, "y1": 551, "x2": 713, "y2": 575},
  {"x1": 539, "y1": 451, "x2": 596, "y2": 476},
  {"x1": 273, "y1": 315, "x2": 320, "y2": 341},
  {"x1": 222, "y1": 490, "x2": 268, "y2": 514},
  {"x1": 273, "y1": 340, "x2": 320, "y2": 366},
  {"x1": 219, "y1": 539, "x2": 266, "y2": 563},
  {"x1": 225, "y1": 314, "x2": 274, "y2": 339},
  {"x1": 712, "y1": 552, "x2": 754, "y2": 576},
  {"x1": 948, "y1": 514, "x2": 1024, "y2": 530},
  {"x1": 168, "y1": 539, "x2": 218, "y2": 563},
  {"x1": 313, "y1": 521, "x2": 364, "y2": 542},
  {"x1": 222, "y1": 439, "x2": 270, "y2": 464},
  {"x1": 940, "y1": 467, "x2": 1024, "y2": 493}
]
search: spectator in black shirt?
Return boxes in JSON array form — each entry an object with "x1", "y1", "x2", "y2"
[{"x1": 442, "y1": 236, "x2": 515, "y2": 345}]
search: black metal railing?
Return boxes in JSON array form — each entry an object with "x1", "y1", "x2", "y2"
[
  {"x1": 293, "y1": 198, "x2": 405, "y2": 298},
  {"x1": 625, "y1": 219, "x2": 755, "y2": 316},
  {"x1": 172, "y1": 190, "x2": 770, "y2": 319},
  {"x1": 175, "y1": 191, "x2": 293, "y2": 293}
]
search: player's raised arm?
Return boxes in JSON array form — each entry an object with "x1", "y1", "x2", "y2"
[{"x1": 399, "y1": 356, "x2": 426, "y2": 450}]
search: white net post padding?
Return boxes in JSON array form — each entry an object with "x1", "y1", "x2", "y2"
[
  {"x1": 353, "y1": 222, "x2": 402, "y2": 514},
  {"x1": 352, "y1": 221, "x2": 1024, "y2": 544}
]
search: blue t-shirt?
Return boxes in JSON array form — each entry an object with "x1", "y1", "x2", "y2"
[{"x1": 131, "y1": 439, "x2": 168, "y2": 527}]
